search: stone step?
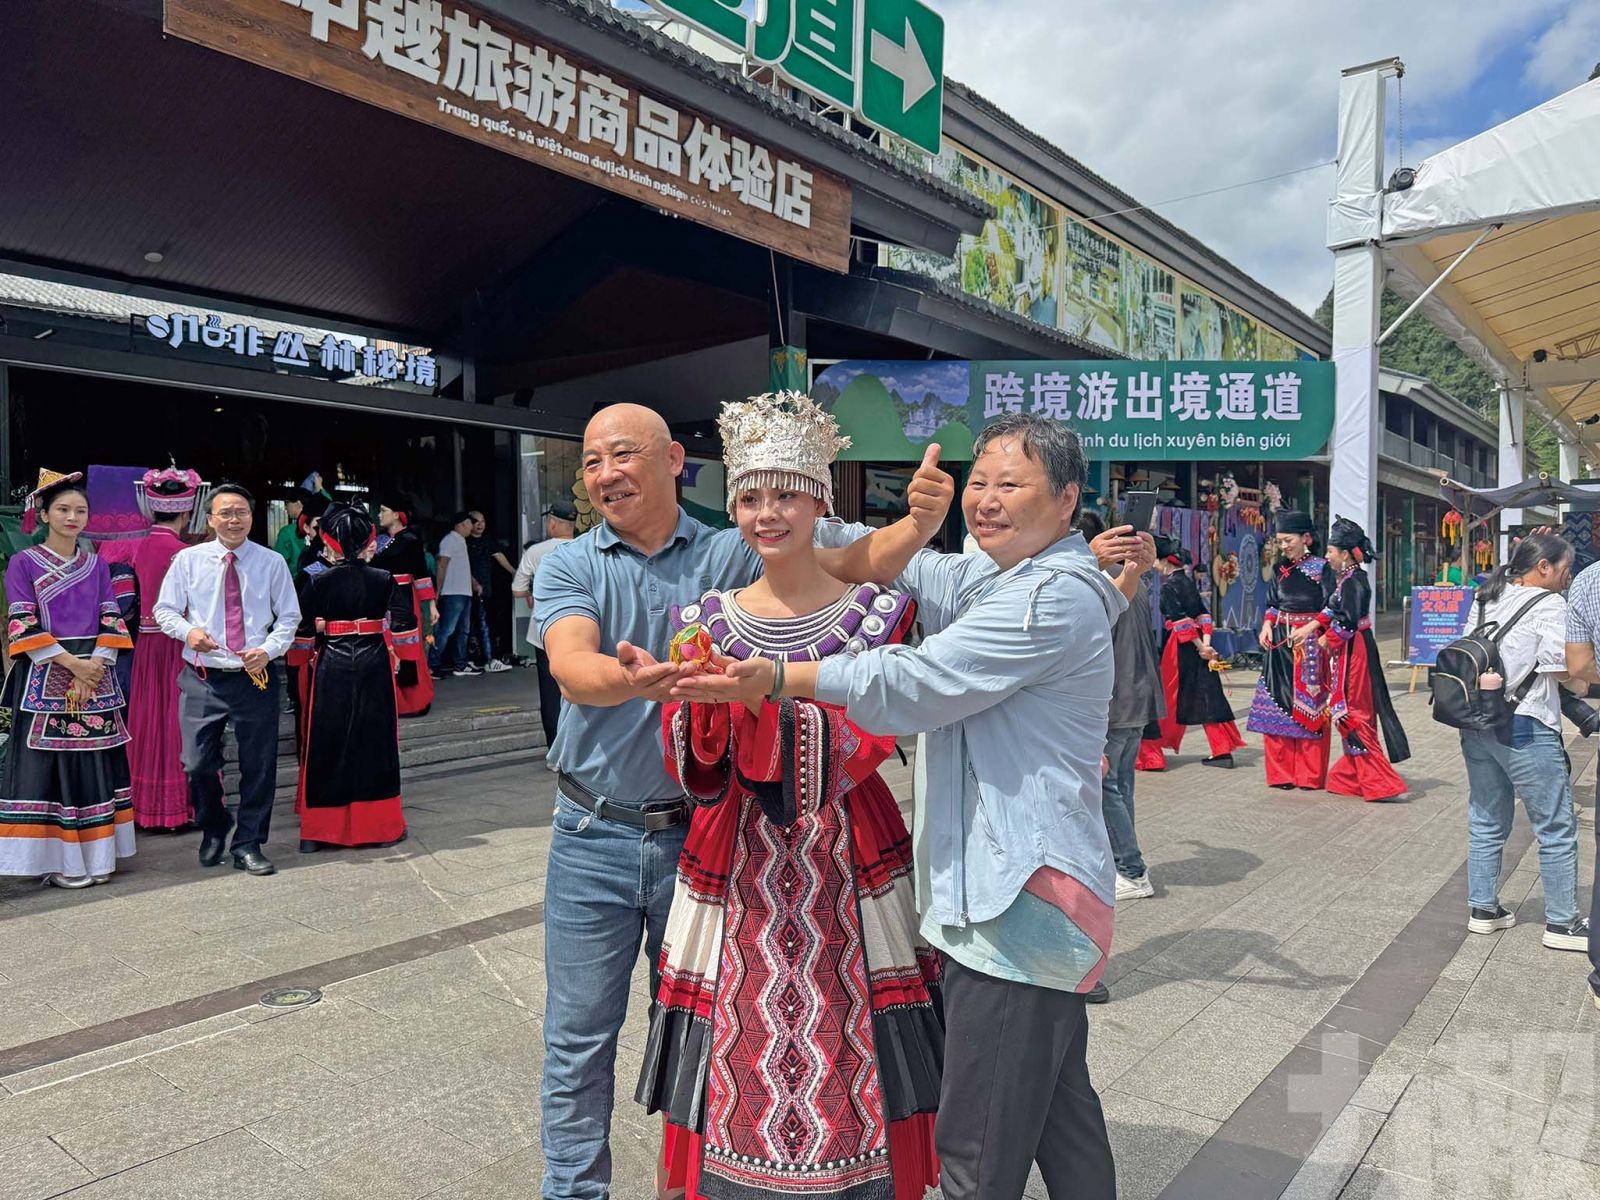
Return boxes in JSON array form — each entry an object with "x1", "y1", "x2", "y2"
[
  {"x1": 224, "y1": 725, "x2": 544, "y2": 793},
  {"x1": 223, "y1": 706, "x2": 543, "y2": 761}
]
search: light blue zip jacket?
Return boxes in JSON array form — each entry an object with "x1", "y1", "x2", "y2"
[{"x1": 814, "y1": 530, "x2": 1126, "y2": 925}]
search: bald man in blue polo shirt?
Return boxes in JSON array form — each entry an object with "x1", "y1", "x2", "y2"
[{"x1": 533, "y1": 403, "x2": 949, "y2": 1200}]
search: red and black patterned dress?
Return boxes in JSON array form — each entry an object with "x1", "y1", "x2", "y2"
[
  {"x1": 1246, "y1": 555, "x2": 1336, "y2": 788},
  {"x1": 1325, "y1": 565, "x2": 1410, "y2": 801},
  {"x1": 638, "y1": 584, "x2": 942, "y2": 1200}
]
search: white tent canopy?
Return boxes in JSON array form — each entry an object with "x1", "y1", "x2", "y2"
[
  {"x1": 1327, "y1": 62, "x2": 1600, "y2": 561},
  {"x1": 1381, "y1": 78, "x2": 1600, "y2": 242}
]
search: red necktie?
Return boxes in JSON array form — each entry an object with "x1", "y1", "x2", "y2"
[{"x1": 223, "y1": 551, "x2": 247, "y2": 653}]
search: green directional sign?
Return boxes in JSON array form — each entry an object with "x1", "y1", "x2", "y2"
[
  {"x1": 810, "y1": 359, "x2": 1335, "y2": 461},
  {"x1": 644, "y1": 0, "x2": 944, "y2": 154},
  {"x1": 861, "y1": 0, "x2": 945, "y2": 155}
]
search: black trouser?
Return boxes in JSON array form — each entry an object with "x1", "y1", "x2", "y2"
[
  {"x1": 533, "y1": 646, "x2": 561, "y2": 748},
  {"x1": 178, "y1": 664, "x2": 282, "y2": 853},
  {"x1": 935, "y1": 954, "x2": 1116, "y2": 1200}
]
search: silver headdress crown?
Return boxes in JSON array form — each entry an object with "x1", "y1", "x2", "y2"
[{"x1": 718, "y1": 391, "x2": 851, "y2": 515}]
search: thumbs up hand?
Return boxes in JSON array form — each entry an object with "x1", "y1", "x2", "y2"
[{"x1": 907, "y1": 443, "x2": 954, "y2": 542}]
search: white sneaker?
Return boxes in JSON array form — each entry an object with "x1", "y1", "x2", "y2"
[
  {"x1": 484, "y1": 659, "x2": 513, "y2": 674},
  {"x1": 1115, "y1": 873, "x2": 1155, "y2": 901}
]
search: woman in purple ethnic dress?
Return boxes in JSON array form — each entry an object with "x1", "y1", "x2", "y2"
[{"x1": 1, "y1": 470, "x2": 136, "y2": 887}]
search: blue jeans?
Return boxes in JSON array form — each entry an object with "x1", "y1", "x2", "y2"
[
  {"x1": 1460, "y1": 720, "x2": 1579, "y2": 925},
  {"x1": 1101, "y1": 725, "x2": 1147, "y2": 879},
  {"x1": 429, "y1": 594, "x2": 471, "y2": 671},
  {"x1": 540, "y1": 788, "x2": 687, "y2": 1200},
  {"x1": 1590, "y1": 773, "x2": 1599, "y2": 996}
]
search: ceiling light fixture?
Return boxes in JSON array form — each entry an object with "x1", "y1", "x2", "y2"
[
  {"x1": 143, "y1": 251, "x2": 164, "y2": 264},
  {"x1": 33, "y1": 328, "x2": 55, "y2": 340}
]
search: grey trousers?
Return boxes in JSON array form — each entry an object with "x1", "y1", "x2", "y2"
[
  {"x1": 177, "y1": 664, "x2": 281, "y2": 852},
  {"x1": 935, "y1": 954, "x2": 1116, "y2": 1200}
]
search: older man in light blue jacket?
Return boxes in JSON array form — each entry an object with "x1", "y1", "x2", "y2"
[{"x1": 674, "y1": 413, "x2": 1154, "y2": 1200}]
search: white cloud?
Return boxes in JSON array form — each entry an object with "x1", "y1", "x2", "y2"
[
  {"x1": 1525, "y1": 5, "x2": 1600, "y2": 93},
  {"x1": 938, "y1": 0, "x2": 1582, "y2": 315}
]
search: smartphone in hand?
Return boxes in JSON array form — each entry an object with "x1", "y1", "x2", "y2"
[{"x1": 1120, "y1": 490, "x2": 1159, "y2": 533}]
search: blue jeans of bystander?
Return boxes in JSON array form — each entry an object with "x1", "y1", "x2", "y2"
[
  {"x1": 1101, "y1": 725, "x2": 1147, "y2": 880},
  {"x1": 539, "y1": 788, "x2": 687, "y2": 1200},
  {"x1": 1461, "y1": 720, "x2": 1579, "y2": 926},
  {"x1": 429, "y1": 594, "x2": 471, "y2": 671}
]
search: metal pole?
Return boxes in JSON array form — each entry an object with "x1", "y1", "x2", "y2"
[{"x1": 1377, "y1": 224, "x2": 1501, "y2": 346}]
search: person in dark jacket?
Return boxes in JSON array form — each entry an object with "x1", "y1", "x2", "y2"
[{"x1": 1082, "y1": 512, "x2": 1163, "y2": 918}]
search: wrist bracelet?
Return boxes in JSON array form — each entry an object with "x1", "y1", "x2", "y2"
[{"x1": 766, "y1": 656, "x2": 786, "y2": 702}]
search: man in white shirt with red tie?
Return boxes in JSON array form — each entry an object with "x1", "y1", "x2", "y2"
[{"x1": 154, "y1": 484, "x2": 300, "y2": 876}]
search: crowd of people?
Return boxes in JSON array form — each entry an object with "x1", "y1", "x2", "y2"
[
  {"x1": 2, "y1": 399, "x2": 1597, "y2": 1197},
  {"x1": 0, "y1": 466, "x2": 548, "y2": 883}
]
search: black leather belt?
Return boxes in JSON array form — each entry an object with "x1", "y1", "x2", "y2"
[{"x1": 556, "y1": 774, "x2": 690, "y2": 832}]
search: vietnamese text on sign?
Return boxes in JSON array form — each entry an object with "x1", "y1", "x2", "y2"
[{"x1": 165, "y1": 0, "x2": 853, "y2": 271}]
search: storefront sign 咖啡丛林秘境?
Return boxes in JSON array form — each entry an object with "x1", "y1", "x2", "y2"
[
  {"x1": 645, "y1": 0, "x2": 946, "y2": 156},
  {"x1": 809, "y1": 359, "x2": 1335, "y2": 461},
  {"x1": 139, "y1": 311, "x2": 437, "y2": 388},
  {"x1": 164, "y1": 0, "x2": 852, "y2": 272}
]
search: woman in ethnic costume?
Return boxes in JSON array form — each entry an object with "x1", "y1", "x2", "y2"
[
  {"x1": 1246, "y1": 510, "x2": 1336, "y2": 789},
  {"x1": 126, "y1": 467, "x2": 207, "y2": 829},
  {"x1": 1153, "y1": 544, "x2": 1245, "y2": 769},
  {"x1": 1, "y1": 470, "x2": 135, "y2": 887},
  {"x1": 1323, "y1": 518, "x2": 1410, "y2": 801},
  {"x1": 372, "y1": 502, "x2": 436, "y2": 718},
  {"x1": 636, "y1": 393, "x2": 942, "y2": 1200},
  {"x1": 291, "y1": 505, "x2": 409, "y2": 852}
]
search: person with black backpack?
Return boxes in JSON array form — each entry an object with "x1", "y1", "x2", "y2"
[{"x1": 1458, "y1": 532, "x2": 1589, "y2": 952}]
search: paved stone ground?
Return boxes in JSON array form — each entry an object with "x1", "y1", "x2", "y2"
[{"x1": 0, "y1": 650, "x2": 1596, "y2": 1199}]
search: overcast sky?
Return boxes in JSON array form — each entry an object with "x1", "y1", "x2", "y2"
[{"x1": 937, "y1": 0, "x2": 1598, "y2": 315}]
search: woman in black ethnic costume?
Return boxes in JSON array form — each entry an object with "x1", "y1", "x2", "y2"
[
  {"x1": 1324, "y1": 518, "x2": 1409, "y2": 801},
  {"x1": 1153, "y1": 542, "x2": 1245, "y2": 768},
  {"x1": 1246, "y1": 510, "x2": 1336, "y2": 789},
  {"x1": 290, "y1": 505, "x2": 409, "y2": 851},
  {"x1": 371, "y1": 502, "x2": 436, "y2": 718}
]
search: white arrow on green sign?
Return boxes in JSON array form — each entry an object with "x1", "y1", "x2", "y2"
[
  {"x1": 642, "y1": 0, "x2": 944, "y2": 156},
  {"x1": 861, "y1": 0, "x2": 945, "y2": 155}
]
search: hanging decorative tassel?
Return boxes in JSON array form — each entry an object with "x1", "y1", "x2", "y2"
[{"x1": 1442, "y1": 511, "x2": 1463, "y2": 546}]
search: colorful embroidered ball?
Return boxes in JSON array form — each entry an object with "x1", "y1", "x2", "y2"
[{"x1": 669, "y1": 623, "x2": 721, "y2": 672}]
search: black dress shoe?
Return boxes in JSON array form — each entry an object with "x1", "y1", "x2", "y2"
[
  {"x1": 198, "y1": 834, "x2": 228, "y2": 867},
  {"x1": 232, "y1": 849, "x2": 277, "y2": 876},
  {"x1": 371, "y1": 830, "x2": 409, "y2": 849},
  {"x1": 299, "y1": 840, "x2": 323, "y2": 854},
  {"x1": 1086, "y1": 981, "x2": 1110, "y2": 1004},
  {"x1": 1202, "y1": 754, "x2": 1235, "y2": 769}
]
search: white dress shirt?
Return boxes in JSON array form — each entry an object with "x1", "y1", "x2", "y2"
[{"x1": 154, "y1": 537, "x2": 301, "y2": 669}]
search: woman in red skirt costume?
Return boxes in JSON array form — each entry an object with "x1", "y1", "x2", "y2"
[
  {"x1": 636, "y1": 393, "x2": 941, "y2": 1200},
  {"x1": 372, "y1": 502, "x2": 435, "y2": 718},
  {"x1": 1323, "y1": 518, "x2": 1409, "y2": 800},
  {"x1": 291, "y1": 505, "x2": 409, "y2": 852},
  {"x1": 126, "y1": 467, "x2": 207, "y2": 829},
  {"x1": 1152, "y1": 542, "x2": 1246, "y2": 769},
  {"x1": 1246, "y1": 510, "x2": 1335, "y2": 789}
]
